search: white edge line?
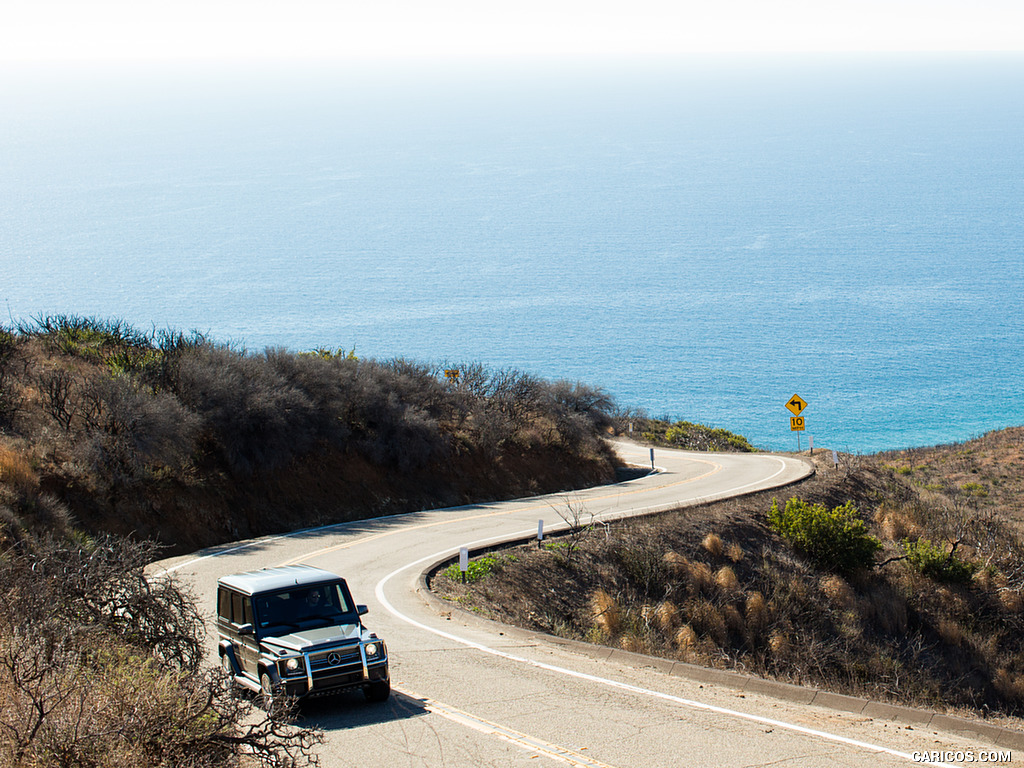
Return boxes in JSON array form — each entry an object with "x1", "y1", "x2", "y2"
[{"x1": 374, "y1": 534, "x2": 959, "y2": 768}]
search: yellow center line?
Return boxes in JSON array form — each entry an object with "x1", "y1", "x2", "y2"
[
  {"x1": 278, "y1": 458, "x2": 722, "y2": 567},
  {"x1": 394, "y1": 685, "x2": 622, "y2": 768}
]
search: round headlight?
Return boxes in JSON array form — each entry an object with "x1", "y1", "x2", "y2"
[
  {"x1": 364, "y1": 642, "x2": 379, "y2": 657},
  {"x1": 285, "y1": 657, "x2": 301, "y2": 672}
]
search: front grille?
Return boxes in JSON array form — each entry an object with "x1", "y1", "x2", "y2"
[{"x1": 309, "y1": 645, "x2": 362, "y2": 679}]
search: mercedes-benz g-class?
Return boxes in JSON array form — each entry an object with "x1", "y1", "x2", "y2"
[{"x1": 217, "y1": 565, "x2": 390, "y2": 706}]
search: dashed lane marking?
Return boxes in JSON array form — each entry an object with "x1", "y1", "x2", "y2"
[{"x1": 393, "y1": 685, "x2": 621, "y2": 768}]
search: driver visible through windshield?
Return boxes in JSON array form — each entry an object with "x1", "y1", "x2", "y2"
[{"x1": 255, "y1": 582, "x2": 354, "y2": 631}]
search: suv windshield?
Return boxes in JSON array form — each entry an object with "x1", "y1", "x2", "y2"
[{"x1": 253, "y1": 582, "x2": 355, "y2": 632}]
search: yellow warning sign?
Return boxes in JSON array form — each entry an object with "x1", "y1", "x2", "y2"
[{"x1": 785, "y1": 394, "x2": 808, "y2": 416}]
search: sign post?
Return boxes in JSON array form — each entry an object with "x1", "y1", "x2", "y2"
[{"x1": 785, "y1": 394, "x2": 808, "y2": 452}]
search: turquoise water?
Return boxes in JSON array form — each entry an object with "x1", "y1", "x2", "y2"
[{"x1": 1, "y1": 55, "x2": 1022, "y2": 452}]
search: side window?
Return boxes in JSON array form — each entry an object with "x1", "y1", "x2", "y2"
[
  {"x1": 232, "y1": 592, "x2": 244, "y2": 625},
  {"x1": 242, "y1": 596, "x2": 254, "y2": 626},
  {"x1": 218, "y1": 588, "x2": 232, "y2": 621}
]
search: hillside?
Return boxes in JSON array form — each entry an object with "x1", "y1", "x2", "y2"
[
  {"x1": 432, "y1": 428, "x2": 1024, "y2": 722},
  {"x1": 0, "y1": 316, "x2": 620, "y2": 554}
]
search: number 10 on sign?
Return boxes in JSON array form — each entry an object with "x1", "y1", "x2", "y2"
[{"x1": 791, "y1": 416, "x2": 806, "y2": 452}]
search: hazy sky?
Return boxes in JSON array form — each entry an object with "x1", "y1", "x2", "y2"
[{"x1": 2, "y1": 0, "x2": 1023, "y2": 61}]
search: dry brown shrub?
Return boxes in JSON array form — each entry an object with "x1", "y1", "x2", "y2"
[
  {"x1": 0, "y1": 446, "x2": 36, "y2": 493},
  {"x1": 998, "y1": 589, "x2": 1023, "y2": 613},
  {"x1": 590, "y1": 589, "x2": 621, "y2": 635},
  {"x1": 702, "y1": 533, "x2": 724, "y2": 557},
  {"x1": 768, "y1": 631, "x2": 791, "y2": 656},
  {"x1": 689, "y1": 599, "x2": 728, "y2": 645},
  {"x1": 619, "y1": 632, "x2": 649, "y2": 654},
  {"x1": 820, "y1": 575, "x2": 856, "y2": 611},
  {"x1": 744, "y1": 592, "x2": 769, "y2": 631},
  {"x1": 679, "y1": 559, "x2": 715, "y2": 593},
  {"x1": 715, "y1": 566, "x2": 740, "y2": 592},
  {"x1": 993, "y1": 669, "x2": 1024, "y2": 701},
  {"x1": 723, "y1": 604, "x2": 745, "y2": 633},
  {"x1": 674, "y1": 625, "x2": 698, "y2": 649},
  {"x1": 973, "y1": 568, "x2": 996, "y2": 591},
  {"x1": 726, "y1": 542, "x2": 744, "y2": 563},
  {"x1": 937, "y1": 618, "x2": 965, "y2": 647},
  {"x1": 876, "y1": 508, "x2": 921, "y2": 541},
  {"x1": 653, "y1": 601, "x2": 680, "y2": 634},
  {"x1": 662, "y1": 550, "x2": 686, "y2": 574}
]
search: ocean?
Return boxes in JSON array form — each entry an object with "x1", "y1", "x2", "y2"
[{"x1": 1, "y1": 54, "x2": 1022, "y2": 453}]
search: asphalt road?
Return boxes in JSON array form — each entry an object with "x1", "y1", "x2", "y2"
[{"x1": 153, "y1": 442, "x2": 1010, "y2": 768}]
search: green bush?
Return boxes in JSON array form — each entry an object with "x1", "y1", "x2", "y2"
[
  {"x1": 445, "y1": 554, "x2": 501, "y2": 583},
  {"x1": 639, "y1": 419, "x2": 754, "y2": 452},
  {"x1": 768, "y1": 497, "x2": 881, "y2": 574},
  {"x1": 901, "y1": 537, "x2": 977, "y2": 583}
]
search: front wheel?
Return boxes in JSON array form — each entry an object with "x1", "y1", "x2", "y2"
[
  {"x1": 260, "y1": 670, "x2": 280, "y2": 711},
  {"x1": 221, "y1": 651, "x2": 237, "y2": 679},
  {"x1": 364, "y1": 679, "x2": 391, "y2": 703}
]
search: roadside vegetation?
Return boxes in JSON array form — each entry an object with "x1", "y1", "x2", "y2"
[
  {"x1": 432, "y1": 429, "x2": 1024, "y2": 721},
  {"x1": 0, "y1": 314, "x2": 619, "y2": 552},
  {"x1": 0, "y1": 536, "x2": 322, "y2": 767},
  {"x1": 0, "y1": 314, "x2": 622, "y2": 767},
  {"x1": 623, "y1": 416, "x2": 755, "y2": 452}
]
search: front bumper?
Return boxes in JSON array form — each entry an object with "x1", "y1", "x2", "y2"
[{"x1": 277, "y1": 643, "x2": 389, "y2": 698}]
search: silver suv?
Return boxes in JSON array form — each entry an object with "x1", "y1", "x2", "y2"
[{"x1": 217, "y1": 565, "x2": 390, "y2": 706}]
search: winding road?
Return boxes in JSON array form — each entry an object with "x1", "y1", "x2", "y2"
[{"x1": 153, "y1": 442, "x2": 1011, "y2": 767}]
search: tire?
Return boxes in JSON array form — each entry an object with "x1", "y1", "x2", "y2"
[
  {"x1": 364, "y1": 679, "x2": 391, "y2": 703},
  {"x1": 260, "y1": 670, "x2": 279, "y2": 711},
  {"x1": 221, "y1": 651, "x2": 236, "y2": 677}
]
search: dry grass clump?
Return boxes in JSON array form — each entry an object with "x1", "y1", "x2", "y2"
[
  {"x1": 722, "y1": 604, "x2": 745, "y2": 634},
  {"x1": 619, "y1": 632, "x2": 651, "y2": 654},
  {"x1": 662, "y1": 550, "x2": 686, "y2": 573},
  {"x1": 936, "y1": 618, "x2": 965, "y2": 648},
  {"x1": 674, "y1": 625, "x2": 698, "y2": 650},
  {"x1": 688, "y1": 599, "x2": 728, "y2": 645},
  {"x1": 590, "y1": 589, "x2": 622, "y2": 635},
  {"x1": 683, "y1": 560, "x2": 715, "y2": 593},
  {"x1": 715, "y1": 566, "x2": 740, "y2": 592},
  {"x1": 993, "y1": 670, "x2": 1024, "y2": 702},
  {"x1": 744, "y1": 591, "x2": 769, "y2": 632},
  {"x1": 820, "y1": 575, "x2": 856, "y2": 611},
  {"x1": 768, "y1": 631, "x2": 791, "y2": 656},
  {"x1": 726, "y1": 542, "x2": 744, "y2": 563},
  {"x1": 998, "y1": 589, "x2": 1023, "y2": 613},
  {"x1": 664, "y1": 551, "x2": 718, "y2": 593},
  {"x1": 652, "y1": 601, "x2": 680, "y2": 634},
  {"x1": 875, "y1": 505, "x2": 922, "y2": 541},
  {"x1": 0, "y1": 445, "x2": 36, "y2": 493},
  {"x1": 702, "y1": 533, "x2": 724, "y2": 557}
]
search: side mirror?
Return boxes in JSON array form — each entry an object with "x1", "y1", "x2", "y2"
[
  {"x1": 237, "y1": 623, "x2": 255, "y2": 636},
  {"x1": 357, "y1": 605, "x2": 368, "y2": 616}
]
